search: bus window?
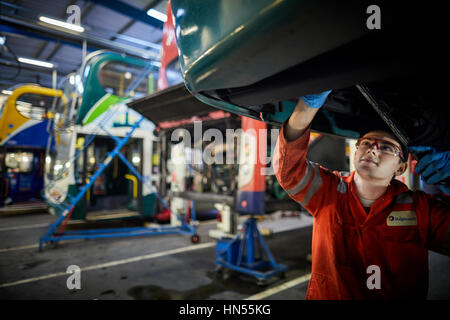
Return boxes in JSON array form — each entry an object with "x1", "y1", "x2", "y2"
[
  {"x1": 98, "y1": 61, "x2": 151, "y2": 99},
  {"x1": 45, "y1": 130, "x2": 73, "y2": 181},
  {"x1": 52, "y1": 74, "x2": 80, "y2": 130},
  {"x1": 14, "y1": 93, "x2": 57, "y2": 120}
]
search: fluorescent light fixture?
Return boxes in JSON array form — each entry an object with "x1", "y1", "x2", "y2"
[
  {"x1": 18, "y1": 57, "x2": 54, "y2": 68},
  {"x1": 1, "y1": 90, "x2": 13, "y2": 95},
  {"x1": 39, "y1": 16, "x2": 85, "y2": 32},
  {"x1": 147, "y1": 9, "x2": 167, "y2": 22},
  {"x1": 114, "y1": 34, "x2": 161, "y2": 50}
]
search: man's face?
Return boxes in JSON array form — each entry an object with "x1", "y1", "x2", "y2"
[{"x1": 354, "y1": 131, "x2": 407, "y2": 181}]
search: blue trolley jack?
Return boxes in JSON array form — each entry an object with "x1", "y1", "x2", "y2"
[
  {"x1": 214, "y1": 117, "x2": 288, "y2": 284},
  {"x1": 39, "y1": 116, "x2": 199, "y2": 251},
  {"x1": 215, "y1": 216, "x2": 288, "y2": 285}
]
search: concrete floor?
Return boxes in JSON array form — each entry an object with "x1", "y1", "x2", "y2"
[
  {"x1": 0, "y1": 211, "x2": 313, "y2": 300},
  {"x1": 0, "y1": 211, "x2": 448, "y2": 300}
]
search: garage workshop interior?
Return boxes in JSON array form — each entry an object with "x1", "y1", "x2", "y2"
[{"x1": 0, "y1": 0, "x2": 448, "y2": 302}]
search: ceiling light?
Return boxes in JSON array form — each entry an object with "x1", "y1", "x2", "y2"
[
  {"x1": 147, "y1": 9, "x2": 167, "y2": 22},
  {"x1": 39, "y1": 16, "x2": 85, "y2": 32},
  {"x1": 1, "y1": 90, "x2": 13, "y2": 95},
  {"x1": 18, "y1": 57, "x2": 54, "y2": 69}
]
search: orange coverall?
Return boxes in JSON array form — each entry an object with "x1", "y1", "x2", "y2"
[{"x1": 274, "y1": 124, "x2": 450, "y2": 299}]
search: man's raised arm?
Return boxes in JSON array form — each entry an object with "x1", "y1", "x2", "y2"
[
  {"x1": 284, "y1": 91, "x2": 330, "y2": 141},
  {"x1": 274, "y1": 91, "x2": 331, "y2": 216}
]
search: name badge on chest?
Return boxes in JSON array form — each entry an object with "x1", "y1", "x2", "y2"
[{"x1": 386, "y1": 211, "x2": 417, "y2": 226}]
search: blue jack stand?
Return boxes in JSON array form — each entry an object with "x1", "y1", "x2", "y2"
[{"x1": 215, "y1": 216, "x2": 288, "y2": 285}]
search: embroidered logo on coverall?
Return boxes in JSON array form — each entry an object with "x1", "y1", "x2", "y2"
[{"x1": 386, "y1": 211, "x2": 417, "y2": 226}]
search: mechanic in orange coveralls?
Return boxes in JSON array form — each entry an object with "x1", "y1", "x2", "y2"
[{"x1": 273, "y1": 91, "x2": 450, "y2": 299}]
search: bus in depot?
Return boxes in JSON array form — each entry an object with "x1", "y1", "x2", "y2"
[
  {"x1": 0, "y1": 84, "x2": 66, "y2": 207},
  {"x1": 44, "y1": 51, "x2": 161, "y2": 222}
]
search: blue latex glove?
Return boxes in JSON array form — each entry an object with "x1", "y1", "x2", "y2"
[
  {"x1": 301, "y1": 90, "x2": 332, "y2": 109},
  {"x1": 409, "y1": 146, "x2": 450, "y2": 194}
]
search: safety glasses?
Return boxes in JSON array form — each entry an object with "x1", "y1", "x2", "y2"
[{"x1": 356, "y1": 137, "x2": 405, "y2": 162}]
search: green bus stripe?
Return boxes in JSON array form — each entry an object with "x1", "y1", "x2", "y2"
[{"x1": 83, "y1": 94, "x2": 125, "y2": 125}]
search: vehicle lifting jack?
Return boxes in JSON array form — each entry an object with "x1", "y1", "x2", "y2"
[{"x1": 214, "y1": 117, "x2": 287, "y2": 285}]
